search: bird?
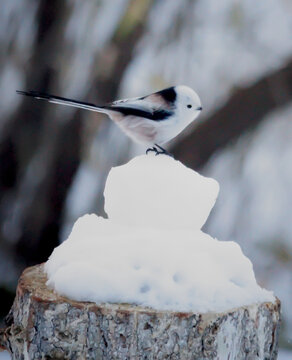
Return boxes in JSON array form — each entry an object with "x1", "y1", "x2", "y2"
[{"x1": 16, "y1": 86, "x2": 202, "y2": 155}]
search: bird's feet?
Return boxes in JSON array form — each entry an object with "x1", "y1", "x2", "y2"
[
  {"x1": 146, "y1": 146, "x2": 159, "y2": 155},
  {"x1": 146, "y1": 144, "x2": 174, "y2": 157}
]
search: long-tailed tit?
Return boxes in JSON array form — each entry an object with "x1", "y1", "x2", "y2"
[{"x1": 16, "y1": 86, "x2": 202, "y2": 155}]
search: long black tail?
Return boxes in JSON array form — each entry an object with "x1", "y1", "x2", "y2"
[{"x1": 16, "y1": 90, "x2": 106, "y2": 113}]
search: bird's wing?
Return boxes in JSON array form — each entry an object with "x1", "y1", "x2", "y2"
[
  {"x1": 105, "y1": 94, "x2": 174, "y2": 121},
  {"x1": 111, "y1": 87, "x2": 176, "y2": 110},
  {"x1": 110, "y1": 96, "x2": 157, "y2": 111}
]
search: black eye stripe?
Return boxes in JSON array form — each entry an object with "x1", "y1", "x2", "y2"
[{"x1": 187, "y1": 104, "x2": 192, "y2": 108}]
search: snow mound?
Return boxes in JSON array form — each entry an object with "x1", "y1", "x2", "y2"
[
  {"x1": 104, "y1": 155, "x2": 219, "y2": 230},
  {"x1": 45, "y1": 155, "x2": 274, "y2": 313}
]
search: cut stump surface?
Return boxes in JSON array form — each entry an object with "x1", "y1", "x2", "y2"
[{"x1": 0, "y1": 264, "x2": 280, "y2": 359}]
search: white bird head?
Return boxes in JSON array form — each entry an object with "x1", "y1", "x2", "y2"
[{"x1": 174, "y1": 85, "x2": 202, "y2": 124}]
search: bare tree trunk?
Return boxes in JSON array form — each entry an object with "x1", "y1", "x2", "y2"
[{"x1": 0, "y1": 264, "x2": 280, "y2": 360}]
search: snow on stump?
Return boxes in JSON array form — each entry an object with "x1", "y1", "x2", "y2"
[
  {"x1": 0, "y1": 155, "x2": 281, "y2": 359},
  {"x1": 1, "y1": 264, "x2": 280, "y2": 360}
]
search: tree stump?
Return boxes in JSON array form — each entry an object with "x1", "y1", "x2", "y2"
[{"x1": 0, "y1": 264, "x2": 280, "y2": 360}]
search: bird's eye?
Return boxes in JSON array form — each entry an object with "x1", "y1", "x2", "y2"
[{"x1": 187, "y1": 104, "x2": 192, "y2": 109}]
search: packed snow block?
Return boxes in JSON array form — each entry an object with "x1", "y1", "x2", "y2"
[
  {"x1": 104, "y1": 154, "x2": 219, "y2": 230},
  {"x1": 0, "y1": 265, "x2": 280, "y2": 360}
]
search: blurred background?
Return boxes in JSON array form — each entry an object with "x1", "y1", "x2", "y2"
[{"x1": 0, "y1": 0, "x2": 291, "y2": 358}]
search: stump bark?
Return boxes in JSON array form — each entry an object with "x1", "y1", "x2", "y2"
[{"x1": 0, "y1": 264, "x2": 280, "y2": 360}]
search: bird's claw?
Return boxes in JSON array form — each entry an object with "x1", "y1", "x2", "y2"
[
  {"x1": 146, "y1": 147, "x2": 158, "y2": 155},
  {"x1": 146, "y1": 145, "x2": 174, "y2": 157}
]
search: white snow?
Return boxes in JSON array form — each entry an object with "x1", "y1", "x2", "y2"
[
  {"x1": 104, "y1": 155, "x2": 219, "y2": 230},
  {"x1": 45, "y1": 155, "x2": 274, "y2": 313}
]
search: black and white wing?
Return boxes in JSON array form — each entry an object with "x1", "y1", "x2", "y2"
[{"x1": 104, "y1": 87, "x2": 177, "y2": 121}]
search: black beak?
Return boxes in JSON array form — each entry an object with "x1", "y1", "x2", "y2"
[{"x1": 197, "y1": 106, "x2": 203, "y2": 111}]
